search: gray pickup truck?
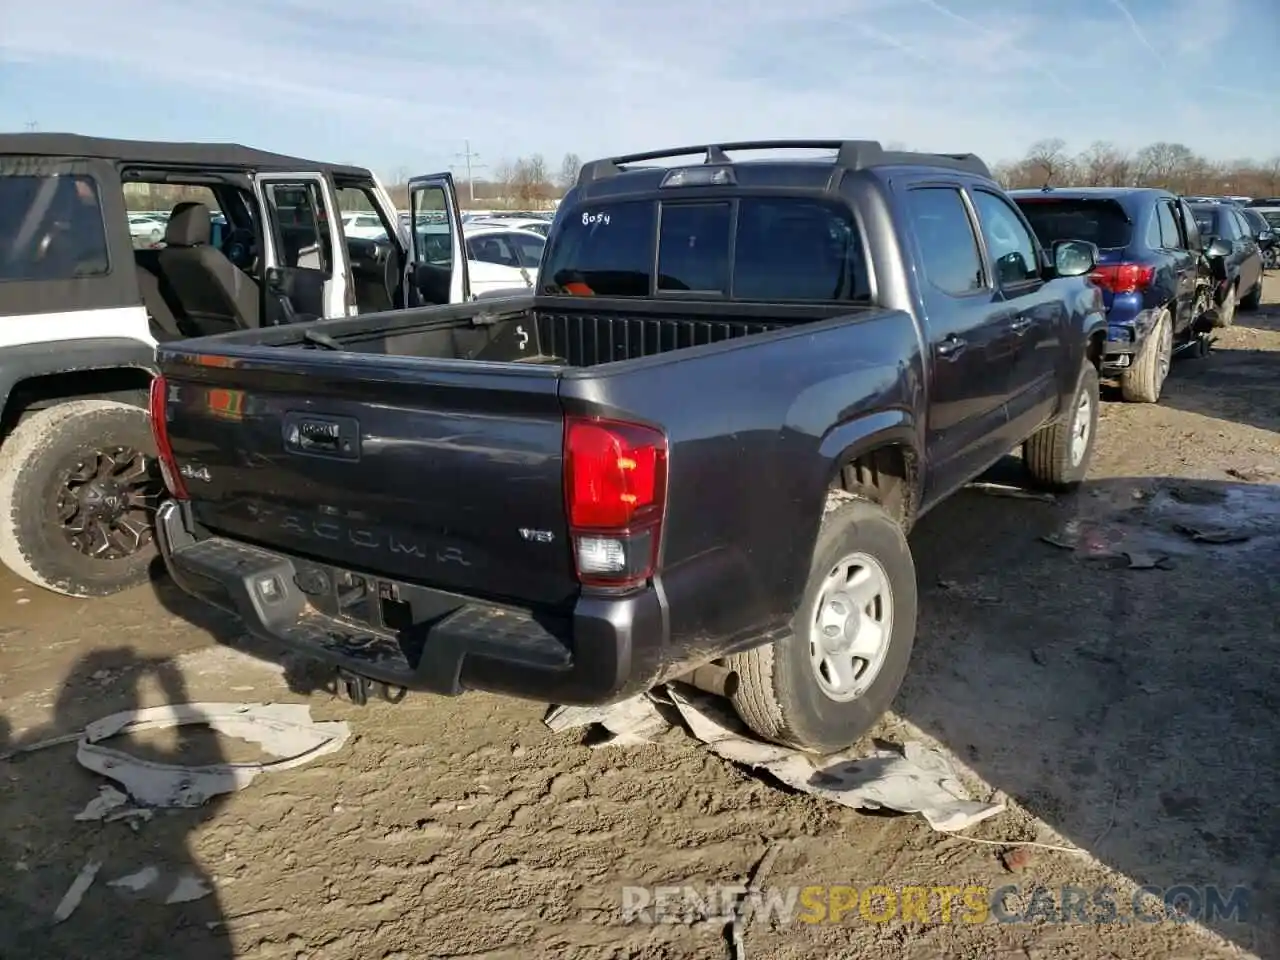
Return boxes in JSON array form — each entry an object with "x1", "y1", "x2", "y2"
[{"x1": 150, "y1": 140, "x2": 1106, "y2": 753}]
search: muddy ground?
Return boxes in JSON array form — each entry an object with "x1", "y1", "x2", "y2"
[{"x1": 2, "y1": 277, "x2": 1278, "y2": 960}]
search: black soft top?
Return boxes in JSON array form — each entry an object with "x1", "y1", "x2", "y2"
[{"x1": 0, "y1": 132, "x2": 370, "y2": 178}]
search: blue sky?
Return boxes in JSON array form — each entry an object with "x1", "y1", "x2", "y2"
[{"x1": 1, "y1": 0, "x2": 1276, "y2": 181}]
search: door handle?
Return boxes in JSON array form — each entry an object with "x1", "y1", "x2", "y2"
[
  {"x1": 1009, "y1": 316, "x2": 1033, "y2": 335},
  {"x1": 936, "y1": 335, "x2": 967, "y2": 359}
]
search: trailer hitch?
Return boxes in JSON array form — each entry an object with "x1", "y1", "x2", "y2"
[{"x1": 335, "y1": 669, "x2": 408, "y2": 706}]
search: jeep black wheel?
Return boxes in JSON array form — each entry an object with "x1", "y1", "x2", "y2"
[{"x1": 0, "y1": 400, "x2": 162, "y2": 598}]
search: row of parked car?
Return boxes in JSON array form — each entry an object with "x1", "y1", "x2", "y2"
[{"x1": 1009, "y1": 187, "x2": 1271, "y2": 403}]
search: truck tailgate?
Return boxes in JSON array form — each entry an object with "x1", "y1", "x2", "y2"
[{"x1": 161, "y1": 352, "x2": 578, "y2": 609}]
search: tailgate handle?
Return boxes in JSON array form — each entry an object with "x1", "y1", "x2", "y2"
[{"x1": 282, "y1": 412, "x2": 361, "y2": 461}]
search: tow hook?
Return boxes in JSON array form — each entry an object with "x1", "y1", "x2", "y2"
[{"x1": 335, "y1": 669, "x2": 408, "y2": 706}]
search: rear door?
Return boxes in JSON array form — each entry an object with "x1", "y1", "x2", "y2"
[
  {"x1": 902, "y1": 183, "x2": 1013, "y2": 500},
  {"x1": 253, "y1": 172, "x2": 350, "y2": 324},
  {"x1": 1154, "y1": 198, "x2": 1196, "y2": 330},
  {"x1": 405, "y1": 172, "x2": 470, "y2": 305},
  {"x1": 967, "y1": 186, "x2": 1062, "y2": 439}
]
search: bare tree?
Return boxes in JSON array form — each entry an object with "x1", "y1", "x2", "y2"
[
  {"x1": 1077, "y1": 141, "x2": 1130, "y2": 187},
  {"x1": 1024, "y1": 138, "x2": 1072, "y2": 187},
  {"x1": 510, "y1": 154, "x2": 552, "y2": 208},
  {"x1": 557, "y1": 152, "x2": 583, "y2": 190},
  {"x1": 1133, "y1": 142, "x2": 1196, "y2": 188},
  {"x1": 1261, "y1": 156, "x2": 1280, "y2": 195}
]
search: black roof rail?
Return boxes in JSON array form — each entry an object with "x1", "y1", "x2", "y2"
[{"x1": 576, "y1": 139, "x2": 992, "y2": 186}]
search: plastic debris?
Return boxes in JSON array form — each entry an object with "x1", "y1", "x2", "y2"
[
  {"x1": 545, "y1": 696, "x2": 670, "y2": 747},
  {"x1": 1173, "y1": 523, "x2": 1250, "y2": 545},
  {"x1": 108, "y1": 866, "x2": 160, "y2": 893},
  {"x1": 53, "y1": 860, "x2": 101, "y2": 924},
  {"x1": 166, "y1": 873, "x2": 213, "y2": 904},
  {"x1": 77, "y1": 702, "x2": 352, "y2": 809},
  {"x1": 75, "y1": 785, "x2": 129, "y2": 821},
  {"x1": 545, "y1": 685, "x2": 1004, "y2": 832},
  {"x1": 968, "y1": 481, "x2": 1056, "y2": 503}
]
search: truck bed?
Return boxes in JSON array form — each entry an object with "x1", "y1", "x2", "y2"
[{"x1": 214, "y1": 296, "x2": 856, "y2": 369}]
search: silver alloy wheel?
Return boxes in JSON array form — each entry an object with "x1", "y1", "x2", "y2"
[
  {"x1": 1070, "y1": 388, "x2": 1092, "y2": 467},
  {"x1": 1157, "y1": 313, "x2": 1173, "y2": 384},
  {"x1": 809, "y1": 552, "x2": 894, "y2": 702}
]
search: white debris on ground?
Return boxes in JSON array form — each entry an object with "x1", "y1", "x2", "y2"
[
  {"x1": 52, "y1": 861, "x2": 101, "y2": 924},
  {"x1": 28, "y1": 702, "x2": 353, "y2": 923},
  {"x1": 77, "y1": 702, "x2": 352, "y2": 808},
  {"x1": 545, "y1": 684, "x2": 1005, "y2": 833}
]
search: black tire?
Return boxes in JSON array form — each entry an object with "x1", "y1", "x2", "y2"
[
  {"x1": 1023, "y1": 361, "x2": 1099, "y2": 492},
  {"x1": 1120, "y1": 306, "x2": 1172, "y2": 403},
  {"x1": 1240, "y1": 279, "x2": 1262, "y2": 311},
  {"x1": 0, "y1": 400, "x2": 161, "y2": 598},
  {"x1": 727, "y1": 493, "x2": 917, "y2": 754},
  {"x1": 1214, "y1": 284, "x2": 1237, "y2": 328}
]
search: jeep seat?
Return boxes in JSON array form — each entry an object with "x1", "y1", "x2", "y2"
[{"x1": 157, "y1": 201, "x2": 260, "y2": 334}]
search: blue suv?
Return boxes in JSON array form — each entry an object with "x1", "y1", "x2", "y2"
[{"x1": 1011, "y1": 187, "x2": 1208, "y2": 404}]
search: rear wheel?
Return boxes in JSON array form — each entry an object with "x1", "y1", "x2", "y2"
[
  {"x1": 1023, "y1": 360, "x2": 1099, "y2": 491},
  {"x1": 728, "y1": 494, "x2": 917, "y2": 754},
  {"x1": 1120, "y1": 306, "x2": 1173, "y2": 403},
  {"x1": 0, "y1": 400, "x2": 163, "y2": 598}
]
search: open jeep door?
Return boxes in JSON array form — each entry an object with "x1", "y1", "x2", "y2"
[
  {"x1": 252, "y1": 171, "x2": 351, "y2": 323},
  {"x1": 405, "y1": 172, "x2": 471, "y2": 305}
]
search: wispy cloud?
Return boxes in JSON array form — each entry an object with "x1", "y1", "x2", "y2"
[
  {"x1": 1106, "y1": 0, "x2": 1161, "y2": 58},
  {"x1": 0, "y1": 0, "x2": 1272, "y2": 167}
]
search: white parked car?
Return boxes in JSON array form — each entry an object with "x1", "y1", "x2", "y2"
[
  {"x1": 467, "y1": 215, "x2": 552, "y2": 237},
  {"x1": 341, "y1": 211, "x2": 390, "y2": 240},
  {"x1": 127, "y1": 214, "x2": 166, "y2": 245},
  {"x1": 462, "y1": 225, "x2": 546, "y2": 295}
]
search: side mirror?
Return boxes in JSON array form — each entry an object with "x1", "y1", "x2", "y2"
[
  {"x1": 1204, "y1": 237, "x2": 1232, "y2": 259},
  {"x1": 1052, "y1": 239, "x2": 1098, "y2": 278}
]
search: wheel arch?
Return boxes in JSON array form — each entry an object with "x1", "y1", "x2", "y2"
[{"x1": 1, "y1": 338, "x2": 156, "y2": 442}]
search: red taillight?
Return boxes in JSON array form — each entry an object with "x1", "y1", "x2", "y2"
[
  {"x1": 148, "y1": 375, "x2": 189, "y2": 500},
  {"x1": 564, "y1": 417, "x2": 667, "y2": 589},
  {"x1": 1089, "y1": 262, "x2": 1155, "y2": 294}
]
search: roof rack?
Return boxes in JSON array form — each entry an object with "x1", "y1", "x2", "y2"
[{"x1": 576, "y1": 139, "x2": 992, "y2": 186}]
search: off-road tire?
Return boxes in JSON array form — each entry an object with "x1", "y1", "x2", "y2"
[
  {"x1": 727, "y1": 493, "x2": 917, "y2": 754},
  {"x1": 0, "y1": 400, "x2": 158, "y2": 598},
  {"x1": 1120, "y1": 306, "x2": 1172, "y2": 403},
  {"x1": 1214, "y1": 284, "x2": 1237, "y2": 328},
  {"x1": 1023, "y1": 360, "x2": 1099, "y2": 492},
  {"x1": 1240, "y1": 279, "x2": 1262, "y2": 311}
]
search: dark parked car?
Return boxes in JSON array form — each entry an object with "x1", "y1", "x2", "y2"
[
  {"x1": 1239, "y1": 207, "x2": 1278, "y2": 269},
  {"x1": 1187, "y1": 202, "x2": 1265, "y2": 323},
  {"x1": 149, "y1": 139, "x2": 1107, "y2": 754},
  {"x1": 1011, "y1": 187, "x2": 1209, "y2": 403}
]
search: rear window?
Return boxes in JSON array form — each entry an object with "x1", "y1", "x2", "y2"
[
  {"x1": 0, "y1": 174, "x2": 110, "y2": 281},
  {"x1": 1013, "y1": 198, "x2": 1132, "y2": 250},
  {"x1": 541, "y1": 197, "x2": 868, "y2": 301}
]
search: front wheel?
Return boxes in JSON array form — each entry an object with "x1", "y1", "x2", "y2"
[
  {"x1": 728, "y1": 494, "x2": 917, "y2": 754},
  {"x1": 1214, "y1": 284, "x2": 1237, "y2": 328},
  {"x1": 1240, "y1": 278, "x2": 1263, "y2": 311},
  {"x1": 0, "y1": 400, "x2": 163, "y2": 598},
  {"x1": 1023, "y1": 360, "x2": 1100, "y2": 491}
]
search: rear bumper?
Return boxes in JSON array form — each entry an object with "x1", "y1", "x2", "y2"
[
  {"x1": 156, "y1": 500, "x2": 666, "y2": 706},
  {"x1": 1100, "y1": 304, "x2": 1161, "y2": 374}
]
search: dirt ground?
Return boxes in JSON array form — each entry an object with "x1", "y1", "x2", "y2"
[{"x1": 2, "y1": 277, "x2": 1278, "y2": 960}]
